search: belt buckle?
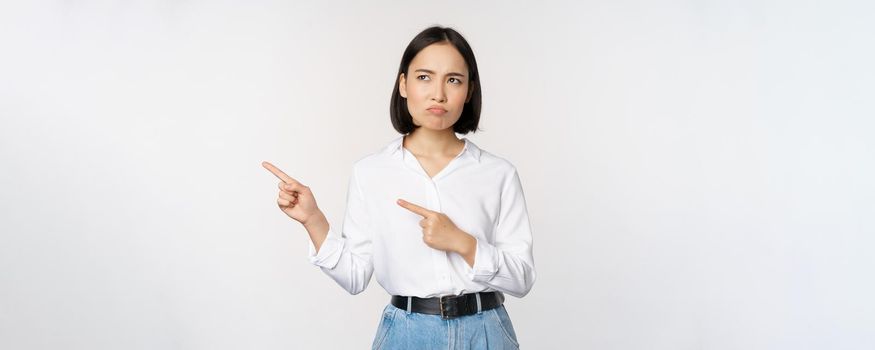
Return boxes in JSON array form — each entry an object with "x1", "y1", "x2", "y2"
[{"x1": 439, "y1": 295, "x2": 455, "y2": 320}]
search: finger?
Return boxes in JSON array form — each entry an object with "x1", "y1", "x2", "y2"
[
  {"x1": 279, "y1": 192, "x2": 300, "y2": 204},
  {"x1": 278, "y1": 182, "x2": 301, "y2": 194},
  {"x1": 278, "y1": 198, "x2": 293, "y2": 207},
  {"x1": 419, "y1": 219, "x2": 428, "y2": 228},
  {"x1": 397, "y1": 198, "x2": 433, "y2": 218},
  {"x1": 281, "y1": 182, "x2": 308, "y2": 194},
  {"x1": 262, "y1": 161, "x2": 299, "y2": 184},
  {"x1": 278, "y1": 191, "x2": 296, "y2": 201}
]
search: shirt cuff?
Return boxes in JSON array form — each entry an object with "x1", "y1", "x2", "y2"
[
  {"x1": 465, "y1": 237, "x2": 500, "y2": 282},
  {"x1": 307, "y1": 227, "x2": 345, "y2": 269}
]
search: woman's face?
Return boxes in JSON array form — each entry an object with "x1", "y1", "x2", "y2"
[{"x1": 399, "y1": 42, "x2": 472, "y2": 132}]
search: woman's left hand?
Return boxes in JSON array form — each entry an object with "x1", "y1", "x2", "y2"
[{"x1": 397, "y1": 198, "x2": 476, "y2": 255}]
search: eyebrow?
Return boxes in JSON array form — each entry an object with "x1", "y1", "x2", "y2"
[{"x1": 414, "y1": 68, "x2": 466, "y2": 78}]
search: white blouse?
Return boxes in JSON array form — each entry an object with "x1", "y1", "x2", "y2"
[{"x1": 307, "y1": 135, "x2": 536, "y2": 298}]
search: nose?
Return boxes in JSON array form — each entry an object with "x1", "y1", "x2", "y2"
[{"x1": 431, "y1": 83, "x2": 447, "y2": 103}]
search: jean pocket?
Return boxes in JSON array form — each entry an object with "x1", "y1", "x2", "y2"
[
  {"x1": 371, "y1": 304, "x2": 396, "y2": 350},
  {"x1": 488, "y1": 306, "x2": 520, "y2": 348}
]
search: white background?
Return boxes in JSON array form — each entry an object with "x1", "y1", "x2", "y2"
[{"x1": 1, "y1": 1, "x2": 873, "y2": 349}]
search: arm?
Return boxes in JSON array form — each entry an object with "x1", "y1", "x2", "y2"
[
  {"x1": 301, "y1": 211, "x2": 329, "y2": 253},
  {"x1": 463, "y1": 168, "x2": 537, "y2": 298},
  {"x1": 306, "y1": 166, "x2": 374, "y2": 295}
]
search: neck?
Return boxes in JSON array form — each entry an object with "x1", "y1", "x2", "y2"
[{"x1": 403, "y1": 127, "x2": 463, "y2": 157}]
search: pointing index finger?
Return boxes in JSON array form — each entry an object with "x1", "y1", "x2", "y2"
[
  {"x1": 397, "y1": 198, "x2": 434, "y2": 218},
  {"x1": 262, "y1": 161, "x2": 297, "y2": 184}
]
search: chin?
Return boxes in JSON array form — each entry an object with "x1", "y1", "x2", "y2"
[
  {"x1": 414, "y1": 116, "x2": 460, "y2": 131},
  {"x1": 418, "y1": 124, "x2": 453, "y2": 132}
]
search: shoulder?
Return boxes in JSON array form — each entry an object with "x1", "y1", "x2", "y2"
[
  {"x1": 466, "y1": 138, "x2": 520, "y2": 180},
  {"x1": 479, "y1": 149, "x2": 524, "y2": 195},
  {"x1": 473, "y1": 146, "x2": 531, "y2": 203},
  {"x1": 348, "y1": 136, "x2": 404, "y2": 174},
  {"x1": 478, "y1": 148, "x2": 519, "y2": 174}
]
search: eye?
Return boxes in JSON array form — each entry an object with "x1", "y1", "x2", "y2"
[
  {"x1": 449, "y1": 77, "x2": 462, "y2": 84},
  {"x1": 417, "y1": 75, "x2": 430, "y2": 81}
]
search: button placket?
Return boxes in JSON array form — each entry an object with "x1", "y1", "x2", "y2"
[
  {"x1": 424, "y1": 178, "x2": 446, "y2": 292},
  {"x1": 428, "y1": 179, "x2": 454, "y2": 292},
  {"x1": 401, "y1": 144, "x2": 463, "y2": 294}
]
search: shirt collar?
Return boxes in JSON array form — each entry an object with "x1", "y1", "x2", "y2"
[{"x1": 385, "y1": 135, "x2": 482, "y2": 163}]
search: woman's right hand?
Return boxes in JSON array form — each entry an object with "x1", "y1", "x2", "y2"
[{"x1": 262, "y1": 161, "x2": 322, "y2": 225}]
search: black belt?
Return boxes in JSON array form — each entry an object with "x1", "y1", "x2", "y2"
[{"x1": 390, "y1": 291, "x2": 504, "y2": 320}]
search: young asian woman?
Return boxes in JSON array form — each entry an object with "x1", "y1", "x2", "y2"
[{"x1": 263, "y1": 25, "x2": 536, "y2": 350}]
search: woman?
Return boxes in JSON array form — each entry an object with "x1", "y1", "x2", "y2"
[{"x1": 262, "y1": 25, "x2": 536, "y2": 349}]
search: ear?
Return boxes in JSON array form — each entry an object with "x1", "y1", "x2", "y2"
[{"x1": 399, "y1": 73, "x2": 407, "y2": 98}]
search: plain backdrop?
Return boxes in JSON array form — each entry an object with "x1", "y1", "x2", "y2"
[{"x1": 1, "y1": 1, "x2": 873, "y2": 349}]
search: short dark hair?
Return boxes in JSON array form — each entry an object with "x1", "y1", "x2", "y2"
[{"x1": 390, "y1": 26, "x2": 482, "y2": 135}]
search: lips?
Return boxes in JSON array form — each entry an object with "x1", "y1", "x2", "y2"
[{"x1": 427, "y1": 106, "x2": 447, "y2": 115}]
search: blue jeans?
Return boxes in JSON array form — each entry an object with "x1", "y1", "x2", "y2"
[{"x1": 371, "y1": 302, "x2": 520, "y2": 349}]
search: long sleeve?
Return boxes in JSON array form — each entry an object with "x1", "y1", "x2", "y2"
[
  {"x1": 464, "y1": 168, "x2": 537, "y2": 298},
  {"x1": 465, "y1": 169, "x2": 536, "y2": 298},
  {"x1": 306, "y1": 166, "x2": 374, "y2": 295}
]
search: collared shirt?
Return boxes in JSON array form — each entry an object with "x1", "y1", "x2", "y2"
[{"x1": 307, "y1": 135, "x2": 536, "y2": 298}]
